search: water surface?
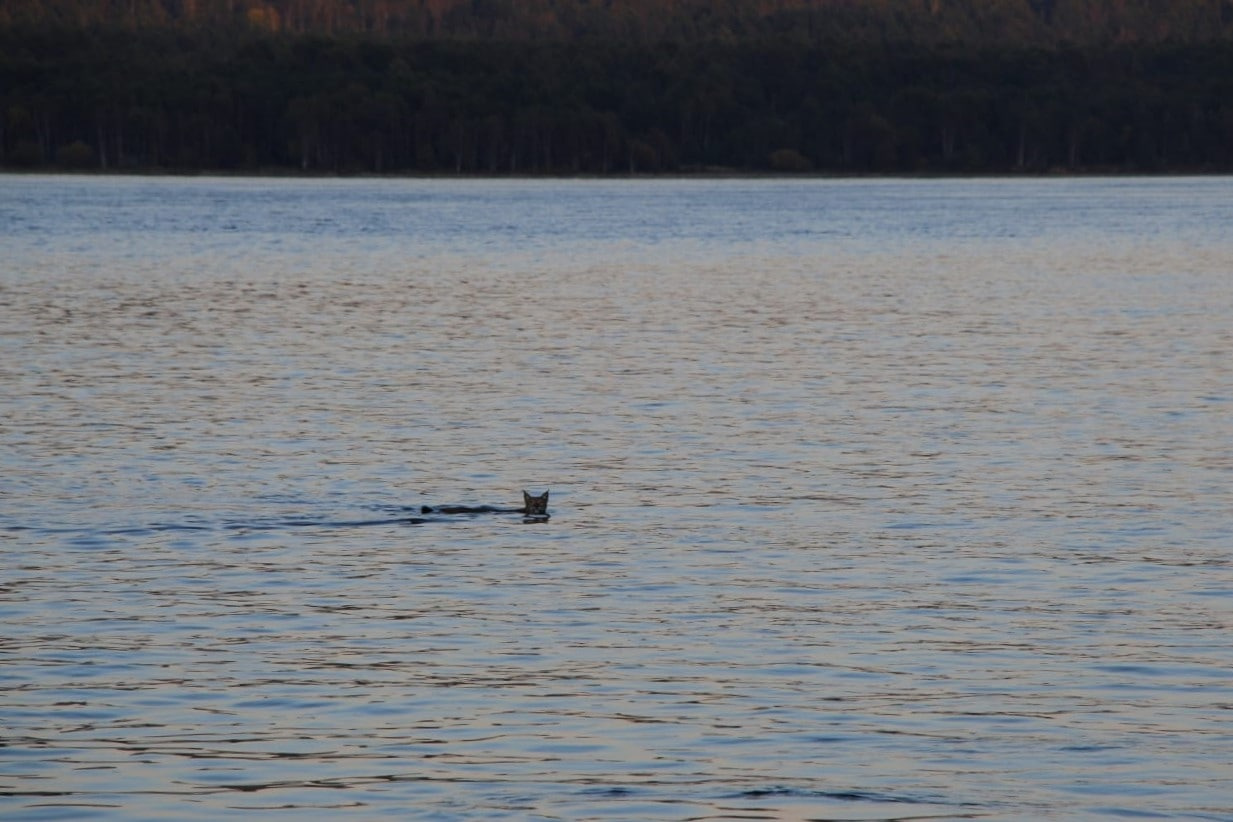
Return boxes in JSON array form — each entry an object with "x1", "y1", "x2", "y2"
[{"x1": 2, "y1": 175, "x2": 1232, "y2": 820}]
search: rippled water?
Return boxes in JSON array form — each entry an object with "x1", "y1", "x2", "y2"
[{"x1": 2, "y1": 174, "x2": 1232, "y2": 820}]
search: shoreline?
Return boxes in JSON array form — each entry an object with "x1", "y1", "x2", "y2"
[{"x1": 5, "y1": 166, "x2": 1231, "y2": 181}]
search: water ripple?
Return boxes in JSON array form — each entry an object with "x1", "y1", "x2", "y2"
[{"x1": 3, "y1": 175, "x2": 1232, "y2": 820}]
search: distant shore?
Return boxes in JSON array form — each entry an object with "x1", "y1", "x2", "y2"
[
  {"x1": 5, "y1": 24, "x2": 1232, "y2": 179},
  {"x1": 4, "y1": 166, "x2": 1230, "y2": 180}
]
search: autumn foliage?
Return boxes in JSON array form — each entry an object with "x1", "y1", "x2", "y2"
[
  {"x1": 4, "y1": 0, "x2": 1233, "y2": 44},
  {"x1": 3, "y1": 1, "x2": 1232, "y2": 173}
]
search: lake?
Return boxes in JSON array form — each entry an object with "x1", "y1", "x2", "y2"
[{"x1": 2, "y1": 174, "x2": 1231, "y2": 820}]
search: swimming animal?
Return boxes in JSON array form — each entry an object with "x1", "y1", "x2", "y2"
[{"x1": 420, "y1": 490, "x2": 549, "y2": 518}]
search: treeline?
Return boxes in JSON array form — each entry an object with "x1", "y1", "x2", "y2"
[
  {"x1": 5, "y1": 0, "x2": 1233, "y2": 46},
  {"x1": 3, "y1": 26, "x2": 1233, "y2": 174}
]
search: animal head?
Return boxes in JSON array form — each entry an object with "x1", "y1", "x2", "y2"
[{"x1": 522, "y1": 489, "x2": 550, "y2": 516}]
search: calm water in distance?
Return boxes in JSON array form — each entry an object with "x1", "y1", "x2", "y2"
[{"x1": 2, "y1": 174, "x2": 1232, "y2": 820}]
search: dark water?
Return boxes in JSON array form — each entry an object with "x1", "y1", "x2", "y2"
[{"x1": 2, "y1": 174, "x2": 1232, "y2": 820}]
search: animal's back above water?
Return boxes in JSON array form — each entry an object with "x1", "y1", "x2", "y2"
[
  {"x1": 420, "y1": 490, "x2": 549, "y2": 517},
  {"x1": 419, "y1": 504, "x2": 516, "y2": 515}
]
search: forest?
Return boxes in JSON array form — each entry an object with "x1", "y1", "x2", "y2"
[{"x1": 3, "y1": 0, "x2": 1233, "y2": 174}]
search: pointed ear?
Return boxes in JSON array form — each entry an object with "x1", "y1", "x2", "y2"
[
  {"x1": 540, "y1": 490, "x2": 549, "y2": 502},
  {"x1": 523, "y1": 490, "x2": 532, "y2": 504}
]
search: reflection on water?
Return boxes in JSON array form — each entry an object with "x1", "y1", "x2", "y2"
[{"x1": 2, "y1": 175, "x2": 1232, "y2": 820}]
